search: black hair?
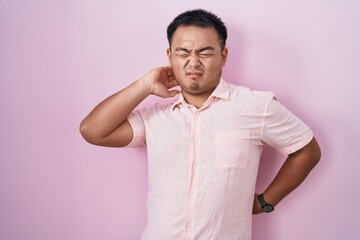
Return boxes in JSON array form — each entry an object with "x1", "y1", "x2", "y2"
[{"x1": 167, "y1": 9, "x2": 227, "y2": 50}]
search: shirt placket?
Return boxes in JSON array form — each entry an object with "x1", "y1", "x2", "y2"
[{"x1": 183, "y1": 106, "x2": 200, "y2": 240}]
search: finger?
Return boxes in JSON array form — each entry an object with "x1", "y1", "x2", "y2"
[
  {"x1": 168, "y1": 75, "x2": 177, "y2": 81},
  {"x1": 164, "y1": 78, "x2": 178, "y2": 88},
  {"x1": 162, "y1": 66, "x2": 174, "y2": 76},
  {"x1": 168, "y1": 79, "x2": 179, "y2": 88},
  {"x1": 167, "y1": 89, "x2": 180, "y2": 97}
]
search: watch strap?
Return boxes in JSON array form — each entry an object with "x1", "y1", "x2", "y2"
[
  {"x1": 258, "y1": 193, "x2": 274, "y2": 213},
  {"x1": 258, "y1": 193, "x2": 267, "y2": 206}
]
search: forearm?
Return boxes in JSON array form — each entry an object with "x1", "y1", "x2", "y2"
[
  {"x1": 260, "y1": 138, "x2": 321, "y2": 209},
  {"x1": 80, "y1": 78, "x2": 149, "y2": 142},
  {"x1": 264, "y1": 154, "x2": 317, "y2": 206}
]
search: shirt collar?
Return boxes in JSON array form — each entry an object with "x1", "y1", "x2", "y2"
[
  {"x1": 171, "y1": 78, "x2": 230, "y2": 110},
  {"x1": 211, "y1": 78, "x2": 230, "y2": 100}
]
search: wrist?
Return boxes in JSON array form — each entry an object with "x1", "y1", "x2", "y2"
[
  {"x1": 253, "y1": 194, "x2": 263, "y2": 214},
  {"x1": 258, "y1": 193, "x2": 275, "y2": 213},
  {"x1": 136, "y1": 77, "x2": 153, "y2": 96}
]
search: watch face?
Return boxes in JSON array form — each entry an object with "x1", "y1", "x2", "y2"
[{"x1": 263, "y1": 205, "x2": 274, "y2": 213}]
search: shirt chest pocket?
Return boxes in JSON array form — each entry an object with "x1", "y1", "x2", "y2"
[{"x1": 214, "y1": 130, "x2": 250, "y2": 169}]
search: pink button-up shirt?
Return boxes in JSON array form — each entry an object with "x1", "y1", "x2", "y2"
[{"x1": 127, "y1": 79, "x2": 313, "y2": 240}]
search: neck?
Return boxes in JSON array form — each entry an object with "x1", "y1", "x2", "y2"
[{"x1": 182, "y1": 91, "x2": 211, "y2": 109}]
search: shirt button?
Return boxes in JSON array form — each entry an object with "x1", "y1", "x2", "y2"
[
  {"x1": 192, "y1": 164, "x2": 197, "y2": 168},
  {"x1": 187, "y1": 223, "x2": 191, "y2": 227}
]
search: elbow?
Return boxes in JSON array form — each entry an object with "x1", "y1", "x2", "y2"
[
  {"x1": 79, "y1": 120, "x2": 87, "y2": 139},
  {"x1": 314, "y1": 143, "x2": 321, "y2": 165},
  {"x1": 310, "y1": 137, "x2": 322, "y2": 167},
  {"x1": 79, "y1": 120, "x2": 98, "y2": 145},
  {"x1": 291, "y1": 137, "x2": 322, "y2": 168}
]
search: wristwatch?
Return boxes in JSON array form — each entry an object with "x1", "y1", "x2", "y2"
[{"x1": 258, "y1": 193, "x2": 274, "y2": 213}]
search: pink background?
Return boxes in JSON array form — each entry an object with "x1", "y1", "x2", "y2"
[{"x1": 1, "y1": 0, "x2": 359, "y2": 239}]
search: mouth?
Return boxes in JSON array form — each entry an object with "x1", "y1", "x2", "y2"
[{"x1": 186, "y1": 71, "x2": 203, "y2": 78}]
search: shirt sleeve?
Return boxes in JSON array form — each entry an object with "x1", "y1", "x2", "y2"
[
  {"x1": 125, "y1": 109, "x2": 146, "y2": 148},
  {"x1": 261, "y1": 97, "x2": 313, "y2": 155}
]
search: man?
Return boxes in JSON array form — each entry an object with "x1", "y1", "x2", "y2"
[{"x1": 80, "y1": 9, "x2": 321, "y2": 240}]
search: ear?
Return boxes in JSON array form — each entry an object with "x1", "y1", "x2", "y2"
[
  {"x1": 167, "y1": 48, "x2": 172, "y2": 66},
  {"x1": 221, "y1": 47, "x2": 228, "y2": 66}
]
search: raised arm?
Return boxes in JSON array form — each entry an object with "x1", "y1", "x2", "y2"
[{"x1": 79, "y1": 66, "x2": 179, "y2": 147}]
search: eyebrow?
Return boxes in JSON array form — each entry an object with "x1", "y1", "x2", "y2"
[{"x1": 174, "y1": 46, "x2": 215, "y2": 52}]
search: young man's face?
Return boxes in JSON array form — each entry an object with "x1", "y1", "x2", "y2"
[{"x1": 167, "y1": 25, "x2": 228, "y2": 98}]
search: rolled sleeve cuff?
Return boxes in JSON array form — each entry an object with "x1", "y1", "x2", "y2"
[
  {"x1": 125, "y1": 111, "x2": 146, "y2": 148},
  {"x1": 278, "y1": 130, "x2": 314, "y2": 155}
]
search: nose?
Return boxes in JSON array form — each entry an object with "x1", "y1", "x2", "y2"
[{"x1": 188, "y1": 53, "x2": 201, "y2": 67}]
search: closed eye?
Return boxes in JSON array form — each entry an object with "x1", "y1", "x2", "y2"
[
  {"x1": 196, "y1": 46, "x2": 215, "y2": 58},
  {"x1": 175, "y1": 52, "x2": 191, "y2": 58},
  {"x1": 198, "y1": 52, "x2": 213, "y2": 58},
  {"x1": 173, "y1": 47, "x2": 215, "y2": 58}
]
